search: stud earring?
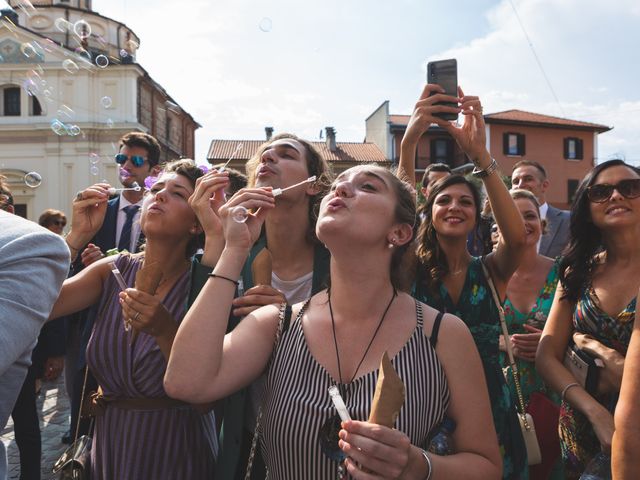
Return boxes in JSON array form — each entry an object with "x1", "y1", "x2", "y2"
[{"x1": 388, "y1": 238, "x2": 396, "y2": 249}]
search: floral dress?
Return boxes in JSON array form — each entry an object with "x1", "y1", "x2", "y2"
[
  {"x1": 501, "y1": 261, "x2": 561, "y2": 405},
  {"x1": 559, "y1": 284, "x2": 635, "y2": 480},
  {"x1": 414, "y1": 257, "x2": 528, "y2": 480}
]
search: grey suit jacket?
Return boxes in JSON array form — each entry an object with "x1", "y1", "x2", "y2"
[
  {"x1": 0, "y1": 211, "x2": 69, "y2": 480},
  {"x1": 540, "y1": 205, "x2": 571, "y2": 259}
]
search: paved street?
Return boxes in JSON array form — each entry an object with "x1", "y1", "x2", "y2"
[{"x1": 1, "y1": 376, "x2": 70, "y2": 479}]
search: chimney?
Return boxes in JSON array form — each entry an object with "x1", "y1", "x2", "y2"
[
  {"x1": 325, "y1": 127, "x2": 337, "y2": 152},
  {"x1": 265, "y1": 126, "x2": 274, "y2": 140}
]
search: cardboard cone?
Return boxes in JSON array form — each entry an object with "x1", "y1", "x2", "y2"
[
  {"x1": 131, "y1": 261, "x2": 163, "y2": 342},
  {"x1": 368, "y1": 352, "x2": 405, "y2": 428},
  {"x1": 251, "y1": 248, "x2": 272, "y2": 286}
]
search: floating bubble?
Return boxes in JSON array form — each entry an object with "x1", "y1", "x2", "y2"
[
  {"x1": 20, "y1": 42, "x2": 38, "y2": 59},
  {"x1": 231, "y1": 206, "x2": 249, "y2": 223},
  {"x1": 57, "y1": 105, "x2": 74, "y2": 119},
  {"x1": 259, "y1": 17, "x2": 273, "y2": 32},
  {"x1": 106, "y1": 118, "x2": 114, "y2": 128},
  {"x1": 0, "y1": 54, "x2": 4, "y2": 63},
  {"x1": 55, "y1": 18, "x2": 71, "y2": 32},
  {"x1": 67, "y1": 124, "x2": 81, "y2": 136},
  {"x1": 95, "y1": 54, "x2": 109, "y2": 68},
  {"x1": 96, "y1": 35, "x2": 107, "y2": 46},
  {"x1": 42, "y1": 38, "x2": 57, "y2": 53},
  {"x1": 89, "y1": 152, "x2": 100, "y2": 165},
  {"x1": 50, "y1": 119, "x2": 66, "y2": 135},
  {"x1": 62, "y1": 59, "x2": 79, "y2": 74},
  {"x1": 119, "y1": 49, "x2": 128, "y2": 58},
  {"x1": 90, "y1": 165, "x2": 99, "y2": 176},
  {"x1": 101, "y1": 96, "x2": 112, "y2": 108},
  {"x1": 74, "y1": 47, "x2": 91, "y2": 62},
  {"x1": 22, "y1": 78, "x2": 39, "y2": 96},
  {"x1": 73, "y1": 19, "x2": 91, "y2": 39},
  {"x1": 24, "y1": 172, "x2": 42, "y2": 188}
]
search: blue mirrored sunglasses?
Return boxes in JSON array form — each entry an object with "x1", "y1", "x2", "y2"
[{"x1": 115, "y1": 153, "x2": 146, "y2": 167}]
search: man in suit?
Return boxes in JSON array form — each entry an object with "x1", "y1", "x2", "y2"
[
  {"x1": 0, "y1": 209, "x2": 69, "y2": 480},
  {"x1": 511, "y1": 160, "x2": 571, "y2": 259},
  {"x1": 64, "y1": 131, "x2": 162, "y2": 442}
]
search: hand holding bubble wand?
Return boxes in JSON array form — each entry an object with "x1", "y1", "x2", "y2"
[
  {"x1": 231, "y1": 176, "x2": 316, "y2": 223},
  {"x1": 217, "y1": 143, "x2": 243, "y2": 173}
]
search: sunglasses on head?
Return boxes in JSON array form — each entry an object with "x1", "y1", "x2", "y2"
[
  {"x1": 115, "y1": 153, "x2": 146, "y2": 167},
  {"x1": 587, "y1": 179, "x2": 640, "y2": 203}
]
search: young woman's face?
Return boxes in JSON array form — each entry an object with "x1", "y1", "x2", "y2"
[
  {"x1": 588, "y1": 165, "x2": 640, "y2": 230},
  {"x1": 317, "y1": 167, "x2": 397, "y2": 247},
  {"x1": 516, "y1": 197, "x2": 542, "y2": 246},
  {"x1": 141, "y1": 172, "x2": 198, "y2": 238},
  {"x1": 431, "y1": 183, "x2": 477, "y2": 237}
]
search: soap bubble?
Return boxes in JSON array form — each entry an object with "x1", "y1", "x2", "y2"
[
  {"x1": 119, "y1": 49, "x2": 129, "y2": 58},
  {"x1": 57, "y1": 105, "x2": 74, "y2": 119},
  {"x1": 106, "y1": 118, "x2": 114, "y2": 128},
  {"x1": 95, "y1": 54, "x2": 109, "y2": 68},
  {"x1": 24, "y1": 172, "x2": 42, "y2": 188},
  {"x1": 67, "y1": 124, "x2": 81, "y2": 136},
  {"x1": 62, "y1": 59, "x2": 79, "y2": 74},
  {"x1": 231, "y1": 206, "x2": 249, "y2": 223},
  {"x1": 73, "y1": 19, "x2": 91, "y2": 39},
  {"x1": 22, "y1": 78, "x2": 39, "y2": 96},
  {"x1": 89, "y1": 152, "x2": 100, "y2": 165},
  {"x1": 50, "y1": 119, "x2": 66, "y2": 135},
  {"x1": 20, "y1": 42, "x2": 38, "y2": 59},
  {"x1": 74, "y1": 47, "x2": 91, "y2": 62},
  {"x1": 259, "y1": 17, "x2": 273, "y2": 32},
  {"x1": 90, "y1": 165, "x2": 99, "y2": 176},
  {"x1": 55, "y1": 18, "x2": 71, "y2": 32},
  {"x1": 101, "y1": 96, "x2": 112, "y2": 108}
]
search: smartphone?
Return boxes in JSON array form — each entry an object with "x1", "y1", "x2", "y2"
[{"x1": 426, "y1": 58, "x2": 458, "y2": 121}]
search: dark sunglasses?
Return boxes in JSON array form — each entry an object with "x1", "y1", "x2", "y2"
[
  {"x1": 115, "y1": 153, "x2": 146, "y2": 167},
  {"x1": 53, "y1": 220, "x2": 66, "y2": 227},
  {"x1": 587, "y1": 179, "x2": 640, "y2": 203}
]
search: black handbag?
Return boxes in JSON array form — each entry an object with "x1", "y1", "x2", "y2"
[
  {"x1": 52, "y1": 367, "x2": 93, "y2": 479},
  {"x1": 563, "y1": 340, "x2": 604, "y2": 395}
]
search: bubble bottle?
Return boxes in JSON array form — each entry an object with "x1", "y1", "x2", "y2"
[{"x1": 427, "y1": 416, "x2": 456, "y2": 456}]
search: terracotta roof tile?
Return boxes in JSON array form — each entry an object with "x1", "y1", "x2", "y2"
[
  {"x1": 207, "y1": 140, "x2": 388, "y2": 163},
  {"x1": 388, "y1": 110, "x2": 611, "y2": 132},
  {"x1": 483, "y1": 110, "x2": 611, "y2": 131}
]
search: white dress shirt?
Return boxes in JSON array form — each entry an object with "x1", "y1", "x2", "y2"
[{"x1": 115, "y1": 194, "x2": 143, "y2": 252}]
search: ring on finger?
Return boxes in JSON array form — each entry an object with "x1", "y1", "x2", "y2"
[{"x1": 134, "y1": 311, "x2": 141, "y2": 321}]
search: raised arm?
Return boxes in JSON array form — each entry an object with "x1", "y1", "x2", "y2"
[
  {"x1": 164, "y1": 187, "x2": 278, "y2": 403},
  {"x1": 441, "y1": 88, "x2": 525, "y2": 290},
  {"x1": 398, "y1": 84, "x2": 461, "y2": 186},
  {"x1": 536, "y1": 283, "x2": 614, "y2": 453},
  {"x1": 612, "y1": 290, "x2": 640, "y2": 478}
]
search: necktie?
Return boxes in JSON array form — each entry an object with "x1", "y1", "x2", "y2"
[{"x1": 118, "y1": 205, "x2": 140, "y2": 252}]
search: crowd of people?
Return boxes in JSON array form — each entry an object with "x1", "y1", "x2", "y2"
[{"x1": 1, "y1": 84, "x2": 639, "y2": 480}]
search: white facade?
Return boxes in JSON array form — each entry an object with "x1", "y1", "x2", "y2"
[{"x1": 0, "y1": 1, "x2": 175, "y2": 221}]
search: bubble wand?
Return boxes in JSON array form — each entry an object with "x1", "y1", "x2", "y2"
[{"x1": 218, "y1": 143, "x2": 243, "y2": 172}]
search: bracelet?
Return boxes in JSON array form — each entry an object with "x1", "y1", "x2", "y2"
[
  {"x1": 561, "y1": 382, "x2": 580, "y2": 401},
  {"x1": 64, "y1": 236, "x2": 83, "y2": 253},
  {"x1": 208, "y1": 273, "x2": 239, "y2": 286},
  {"x1": 471, "y1": 158, "x2": 498, "y2": 178},
  {"x1": 420, "y1": 449, "x2": 433, "y2": 480}
]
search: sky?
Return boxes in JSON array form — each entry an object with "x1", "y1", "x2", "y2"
[{"x1": 4, "y1": 0, "x2": 640, "y2": 164}]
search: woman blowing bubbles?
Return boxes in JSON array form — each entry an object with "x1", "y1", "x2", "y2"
[{"x1": 165, "y1": 165, "x2": 502, "y2": 479}]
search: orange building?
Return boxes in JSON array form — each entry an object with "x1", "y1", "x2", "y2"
[{"x1": 366, "y1": 102, "x2": 612, "y2": 208}]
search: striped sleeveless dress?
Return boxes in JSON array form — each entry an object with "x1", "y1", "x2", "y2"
[
  {"x1": 259, "y1": 300, "x2": 450, "y2": 479},
  {"x1": 86, "y1": 254, "x2": 217, "y2": 480}
]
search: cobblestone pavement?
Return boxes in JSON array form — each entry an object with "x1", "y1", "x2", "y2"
[{"x1": 1, "y1": 376, "x2": 70, "y2": 480}]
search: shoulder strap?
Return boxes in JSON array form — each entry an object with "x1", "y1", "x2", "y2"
[
  {"x1": 430, "y1": 311, "x2": 444, "y2": 348},
  {"x1": 479, "y1": 260, "x2": 528, "y2": 419},
  {"x1": 283, "y1": 304, "x2": 293, "y2": 333}
]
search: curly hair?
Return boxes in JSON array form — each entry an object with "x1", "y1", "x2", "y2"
[
  {"x1": 415, "y1": 174, "x2": 481, "y2": 297},
  {"x1": 559, "y1": 159, "x2": 640, "y2": 302},
  {"x1": 245, "y1": 133, "x2": 333, "y2": 243}
]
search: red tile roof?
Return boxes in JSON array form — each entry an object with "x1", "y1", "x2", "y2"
[
  {"x1": 207, "y1": 140, "x2": 388, "y2": 163},
  {"x1": 388, "y1": 110, "x2": 611, "y2": 132},
  {"x1": 484, "y1": 110, "x2": 611, "y2": 132}
]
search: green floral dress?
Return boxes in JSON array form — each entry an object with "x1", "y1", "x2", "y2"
[
  {"x1": 414, "y1": 257, "x2": 528, "y2": 480},
  {"x1": 501, "y1": 261, "x2": 561, "y2": 405}
]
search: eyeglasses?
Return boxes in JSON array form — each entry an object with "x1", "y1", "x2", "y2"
[
  {"x1": 53, "y1": 220, "x2": 66, "y2": 227},
  {"x1": 115, "y1": 153, "x2": 146, "y2": 167},
  {"x1": 587, "y1": 179, "x2": 640, "y2": 203}
]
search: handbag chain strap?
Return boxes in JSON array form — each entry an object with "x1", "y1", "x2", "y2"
[
  {"x1": 244, "y1": 301, "x2": 290, "y2": 480},
  {"x1": 74, "y1": 365, "x2": 91, "y2": 442},
  {"x1": 480, "y1": 260, "x2": 531, "y2": 430}
]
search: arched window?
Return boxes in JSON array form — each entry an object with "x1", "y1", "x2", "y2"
[{"x1": 30, "y1": 95, "x2": 43, "y2": 116}]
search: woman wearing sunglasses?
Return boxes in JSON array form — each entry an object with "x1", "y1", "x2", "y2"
[
  {"x1": 166, "y1": 165, "x2": 502, "y2": 479},
  {"x1": 537, "y1": 159, "x2": 640, "y2": 479},
  {"x1": 48, "y1": 159, "x2": 231, "y2": 479}
]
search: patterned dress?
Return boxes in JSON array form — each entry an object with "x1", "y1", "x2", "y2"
[
  {"x1": 501, "y1": 261, "x2": 561, "y2": 405},
  {"x1": 414, "y1": 257, "x2": 528, "y2": 480},
  {"x1": 86, "y1": 254, "x2": 217, "y2": 480},
  {"x1": 559, "y1": 284, "x2": 635, "y2": 480}
]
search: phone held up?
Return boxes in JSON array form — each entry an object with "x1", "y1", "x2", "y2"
[{"x1": 427, "y1": 58, "x2": 458, "y2": 121}]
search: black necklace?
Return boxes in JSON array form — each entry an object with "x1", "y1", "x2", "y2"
[{"x1": 319, "y1": 287, "x2": 397, "y2": 476}]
